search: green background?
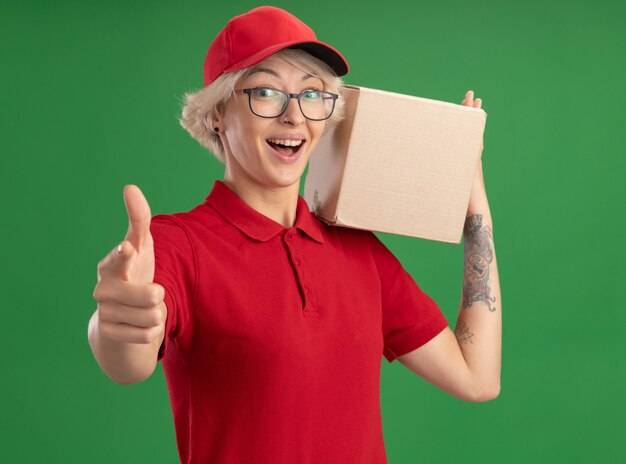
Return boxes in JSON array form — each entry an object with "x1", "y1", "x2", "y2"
[{"x1": 2, "y1": 0, "x2": 624, "y2": 462}]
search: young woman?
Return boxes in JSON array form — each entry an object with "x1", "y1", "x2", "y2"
[{"x1": 88, "y1": 6, "x2": 501, "y2": 463}]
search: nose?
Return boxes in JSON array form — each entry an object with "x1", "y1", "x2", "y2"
[{"x1": 281, "y1": 96, "x2": 305, "y2": 125}]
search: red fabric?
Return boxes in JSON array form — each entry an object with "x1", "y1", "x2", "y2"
[
  {"x1": 203, "y1": 6, "x2": 349, "y2": 86},
  {"x1": 151, "y1": 180, "x2": 448, "y2": 464}
]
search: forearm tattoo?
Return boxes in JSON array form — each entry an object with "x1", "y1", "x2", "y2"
[
  {"x1": 455, "y1": 320, "x2": 474, "y2": 344},
  {"x1": 462, "y1": 214, "x2": 496, "y2": 312}
]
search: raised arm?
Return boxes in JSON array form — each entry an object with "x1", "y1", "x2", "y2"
[
  {"x1": 88, "y1": 185, "x2": 167, "y2": 384},
  {"x1": 396, "y1": 91, "x2": 501, "y2": 402}
]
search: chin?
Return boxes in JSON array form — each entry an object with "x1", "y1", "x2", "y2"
[
  {"x1": 263, "y1": 156, "x2": 310, "y2": 189},
  {"x1": 265, "y1": 171, "x2": 305, "y2": 190}
]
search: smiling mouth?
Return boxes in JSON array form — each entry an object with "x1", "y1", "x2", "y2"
[{"x1": 266, "y1": 138, "x2": 305, "y2": 157}]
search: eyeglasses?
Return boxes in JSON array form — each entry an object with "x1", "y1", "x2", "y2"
[{"x1": 235, "y1": 87, "x2": 338, "y2": 121}]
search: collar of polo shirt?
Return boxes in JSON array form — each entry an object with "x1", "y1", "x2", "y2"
[{"x1": 205, "y1": 181, "x2": 325, "y2": 243}]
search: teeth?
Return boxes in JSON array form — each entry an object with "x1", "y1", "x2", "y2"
[{"x1": 267, "y1": 138, "x2": 303, "y2": 147}]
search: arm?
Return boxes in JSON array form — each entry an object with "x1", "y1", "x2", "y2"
[
  {"x1": 397, "y1": 91, "x2": 501, "y2": 402},
  {"x1": 88, "y1": 185, "x2": 167, "y2": 384}
]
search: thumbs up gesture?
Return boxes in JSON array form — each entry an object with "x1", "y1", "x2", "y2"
[{"x1": 93, "y1": 185, "x2": 166, "y2": 345}]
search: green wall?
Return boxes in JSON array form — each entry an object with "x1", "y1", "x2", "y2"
[{"x1": 2, "y1": 0, "x2": 624, "y2": 462}]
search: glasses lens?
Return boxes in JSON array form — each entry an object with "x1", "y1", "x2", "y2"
[
  {"x1": 299, "y1": 90, "x2": 336, "y2": 120},
  {"x1": 249, "y1": 88, "x2": 288, "y2": 118},
  {"x1": 247, "y1": 87, "x2": 336, "y2": 120}
]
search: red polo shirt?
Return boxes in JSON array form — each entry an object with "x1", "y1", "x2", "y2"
[{"x1": 151, "y1": 180, "x2": 448, "y2": 464}]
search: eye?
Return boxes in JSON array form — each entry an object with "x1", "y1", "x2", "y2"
[
  {"x1": 254, "y1": 87, "x2": 280, "y2": 98},
  {"x1": 302, "y1": 89, "x2": 323, "y2": 100}
]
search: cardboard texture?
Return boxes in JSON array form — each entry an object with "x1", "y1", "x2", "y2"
[{"x1": 304, "y1": 85, "x2": 487, "y2": 244}]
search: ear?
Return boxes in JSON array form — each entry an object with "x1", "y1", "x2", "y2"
[
  {"x1": 204, "y1": 112, "x2": 221, "y2": 134},
  {"x1": 214, "y1": 102, "x2": 226, "y2": 119},
  {"x1": 210, "y1": 103, "x2": 227, "y2": 133}
]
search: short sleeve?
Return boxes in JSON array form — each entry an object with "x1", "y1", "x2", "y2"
[
  {"x1": 369, "y1": 233, "x2": 449, "y2": 363},
  {"x1": 151, "y1": 215, "x2": 196, "y2": 360}
]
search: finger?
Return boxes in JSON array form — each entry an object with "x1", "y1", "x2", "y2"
[
  {"x1": 123, "y1": 185, "x2": 152, "y2": 251},
  {"x1": 99, "y1": 320, "x2": 164, "y2": 344},
  {"x1": 98, "y1": 301, "x2": 165, "y2": 328},
  {"x1": 97, "y1": 240, "x2": 136, "y2": 281},
  {"x1": 474, "y1": 98, "x2": 482, "y2": 109},
  {"x1": 94, "y1": 281, "x2": 165, "y2": 308},
  {"x1": 461, "y1": 90, "x2": 472, "y2": 106}
]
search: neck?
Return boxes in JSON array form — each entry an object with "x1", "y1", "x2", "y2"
[{"x1": 222, "y1": 174, "x2": 300, "y2": 228}]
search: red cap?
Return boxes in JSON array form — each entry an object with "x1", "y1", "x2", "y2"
[{"x1": 203, "y1": 6, "x2": 349, "y2": 86}]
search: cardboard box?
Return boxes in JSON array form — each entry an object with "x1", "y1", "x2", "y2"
[{"x1": 304, "y1": 85, "x2": 487, "y2": 244}]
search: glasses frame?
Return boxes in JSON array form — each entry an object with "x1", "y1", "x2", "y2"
[{"x1": 235, "y1": 87, "x2": 339, "y2": 121}]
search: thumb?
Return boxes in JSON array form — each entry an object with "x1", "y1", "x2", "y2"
[{"x1": 123, "y1": 184, "x2": 152, "y2": 251}]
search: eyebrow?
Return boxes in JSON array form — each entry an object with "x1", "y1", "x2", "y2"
[{"x1": 246, "y1": 67, "x2": 317, "y2": 81}]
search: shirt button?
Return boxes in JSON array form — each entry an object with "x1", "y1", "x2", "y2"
[
  {"x1": 304, "y1": 287, "x2": 309, "y2": 294},
  {"x1": 295, "y1": 259, "x2": 300, "y2": 266}
]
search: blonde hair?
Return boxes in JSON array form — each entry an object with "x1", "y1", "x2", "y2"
[{"x1": 179, "y1": 48, "x2": 345, "y2": 163}]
